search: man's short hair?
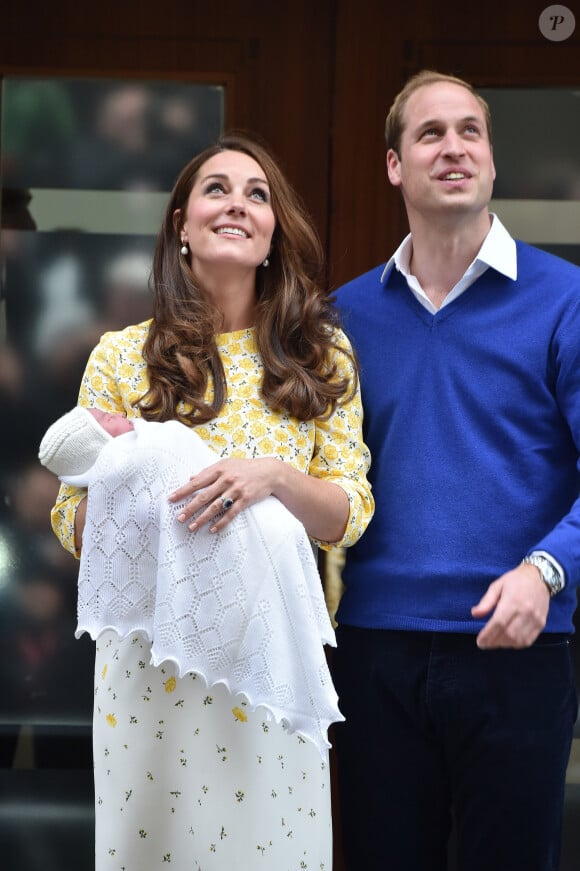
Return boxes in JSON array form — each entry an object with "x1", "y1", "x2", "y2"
[{"x1": 385, "y1": 69, "x2": 492, "y2": 156}]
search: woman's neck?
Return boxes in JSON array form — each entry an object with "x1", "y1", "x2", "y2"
[{"x1": 196, "y1": 263, "x2": 257, "y2": 332}]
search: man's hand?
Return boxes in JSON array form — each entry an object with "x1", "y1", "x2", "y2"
[{"x1": 471, "y1": 563, "x2": 550, "y2": 649}]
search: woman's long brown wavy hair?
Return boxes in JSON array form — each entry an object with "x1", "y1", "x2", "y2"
[{"x1": 136, "y1": 132, "x2": 356, "y2": 425}]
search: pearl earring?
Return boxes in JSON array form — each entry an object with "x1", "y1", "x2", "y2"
[
  {"x1": 262, "y1": 256, "x2": 270, "y2": 268},
  {"x1": 181, "y1": 242, "x2": 188, "y2": 255}
]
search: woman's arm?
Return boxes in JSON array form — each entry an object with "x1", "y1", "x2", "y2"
[
  {"x1": 169, "y1": 455, "x2": 350, "y2": 543},
  {"x1": 50, "y1": 325, "x2": 143, "y2": 557},
  {"x1": 74, "y1": 494, "x2": 87, "y2": 553},
  {"x1": 51, "y1": 483, "x2": 87, "y2": 558}
]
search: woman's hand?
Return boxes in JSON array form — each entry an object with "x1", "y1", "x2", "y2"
[
  {"x1": 169, "y1": 457, "x2": 280, "y2": 533},
  {"x1": 168, "y1": 455, "x2": 350, "y2": 542}
]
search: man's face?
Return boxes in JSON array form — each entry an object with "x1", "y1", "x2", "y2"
[{"x1": 386, "y1": 82, "x2": 496, "y2": 223}]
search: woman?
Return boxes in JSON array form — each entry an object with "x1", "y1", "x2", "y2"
[{"x1": 50, "y1": 132, "x2": 373, "y2": 870}]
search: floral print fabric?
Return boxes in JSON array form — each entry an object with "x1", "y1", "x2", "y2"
[{"x1": 94, "y1": 630, "x2": 332, "y2": 870}]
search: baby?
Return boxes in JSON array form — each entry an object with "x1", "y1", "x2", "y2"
[
  {"x1": 39, "y1": 406, "x2": 134, "y2": 478},
  {"x1": 39, "y1": 406, "x2": 344, "y2": 755}
]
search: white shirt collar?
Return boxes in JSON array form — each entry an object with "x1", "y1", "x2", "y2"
[{"x1": 380, "y1": 213, "x2": 517, "y2": 286}]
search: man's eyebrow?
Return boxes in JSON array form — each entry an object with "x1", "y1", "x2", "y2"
[{"x1": 415, "y1": 114, "x2": 482, "y2": 132}]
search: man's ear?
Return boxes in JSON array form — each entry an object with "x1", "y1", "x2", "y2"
[{"x1": 386, "y1": 149, "x2": 402, "y2": 187}]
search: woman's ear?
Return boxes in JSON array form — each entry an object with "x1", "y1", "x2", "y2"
[{"x1": 172, "y1": 208, "x2": 182, "y2": 232}]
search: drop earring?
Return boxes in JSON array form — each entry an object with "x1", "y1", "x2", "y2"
[
  {"x1": 181, "y1": 241, "x2": 189, "y2": 255},
  {"x1": 262, "y1": 256, "x2": 270, "y2": 267}
]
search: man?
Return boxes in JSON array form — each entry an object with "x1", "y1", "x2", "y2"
[{"x1": 332, "y1": 69, "x2": 580, "y2": 871}]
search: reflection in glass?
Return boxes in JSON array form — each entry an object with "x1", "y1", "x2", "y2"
[
  {"x1": 480, "y1": 88, "x2": 580, "y2": 267},
  {"x1": 480, "y1": 88, "x2": 580, "y2": 201},
  {"x1": 3, "y1": 77, "x2": 224, "y2": 192},
  {"x1": 0, "y1": 75, "x2": 224, "y2": 866}
]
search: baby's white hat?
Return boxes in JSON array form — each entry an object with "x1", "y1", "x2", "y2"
[{"x1": 38, "y1": 406, "x2": 113, "y2": 477}]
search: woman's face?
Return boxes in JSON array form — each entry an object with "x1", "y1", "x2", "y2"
[{"x1": 177, "y1": 150, "x2": 276, "y2": 275}]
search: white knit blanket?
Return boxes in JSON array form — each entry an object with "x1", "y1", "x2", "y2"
[{"x1": 65, "y1": 419, "x2": 343, "y2": 756}]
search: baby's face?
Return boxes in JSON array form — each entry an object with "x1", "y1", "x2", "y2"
[{"x1": 89, "y1": 408, "x2": 134, "y2": 436}]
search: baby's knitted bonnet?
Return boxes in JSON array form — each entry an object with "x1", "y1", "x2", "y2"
[{"x1": 38, "y1": 406, "x2": 112, "y2": 477}]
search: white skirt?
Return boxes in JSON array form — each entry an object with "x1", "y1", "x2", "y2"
[{"x1": 93, "y1": 630, "x2": 332, "y2": 870}]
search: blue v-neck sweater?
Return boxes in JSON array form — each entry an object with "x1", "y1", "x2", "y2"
[{"x1": 335, "y1": 241, "x2": 580, "y2": 633}]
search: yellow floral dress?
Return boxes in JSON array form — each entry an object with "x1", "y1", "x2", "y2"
[{"x1": 51, "y1": 322, "x2": 373, "y2": 871}]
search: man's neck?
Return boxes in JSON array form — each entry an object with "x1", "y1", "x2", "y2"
[{"x1": 407, "y1": 211, "x2": 492, "y2": 309}]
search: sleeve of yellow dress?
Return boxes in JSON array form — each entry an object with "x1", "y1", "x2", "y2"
[
  {"x1": 309, "y1": 330, "x2": 374, "y2": 550},
  {"x1": 50, "y1": 330, "x2": 129, "y2": 557}
]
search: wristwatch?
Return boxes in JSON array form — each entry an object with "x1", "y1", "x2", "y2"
[{"x1": 521, "y1": 554, "x2": 565, "y2": 597}]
